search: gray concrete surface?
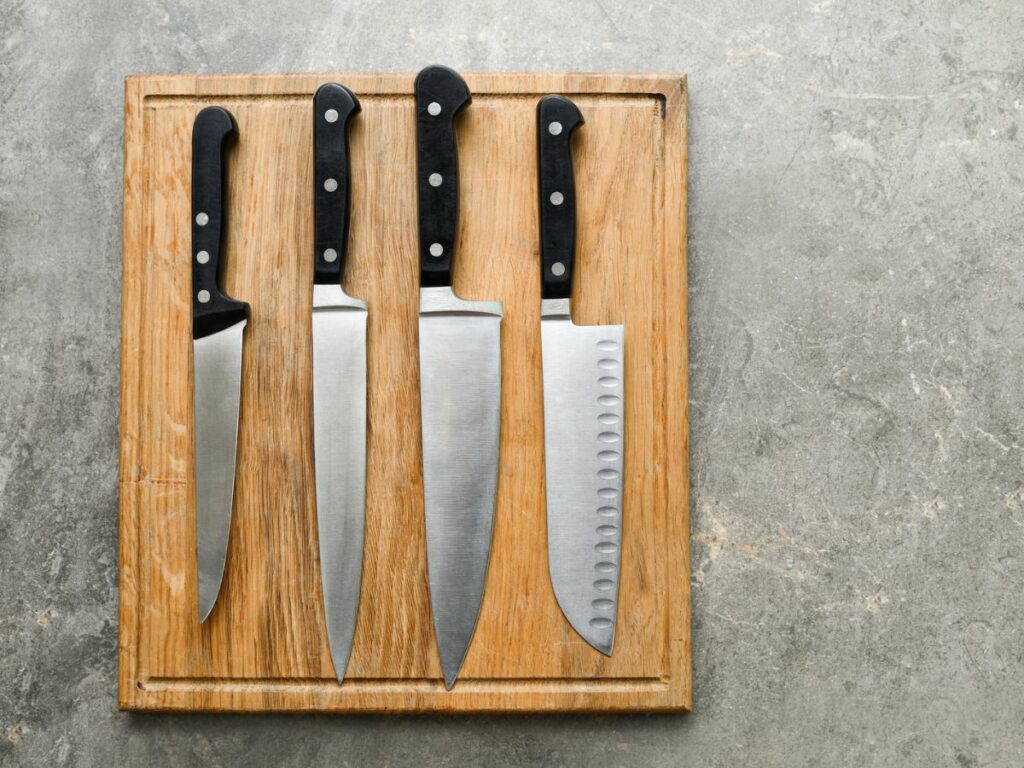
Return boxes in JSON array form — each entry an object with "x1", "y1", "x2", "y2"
[{"x1": 2, "y1": 0, "x2": 1023, "y2": 765}]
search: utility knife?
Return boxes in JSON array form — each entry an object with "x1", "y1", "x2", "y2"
[{"x1": 192, "y1": 106, "x2": 249, "y2": 623}]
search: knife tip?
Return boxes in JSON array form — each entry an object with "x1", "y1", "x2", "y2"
[
  {"x1": 329, "y1": 649, "x2": 354, "y2": 685},
  {"x1": 198, "y1": 577, "x2": 223, "y2": 624},
  {"x1": 198, "y1": 600, "x2": 215, "y2": 624},
  {"x1": 583, "y1": 627, "x2": 615, "y2": 657},
  {"x1": 440, "y1": 656, "x2": 463, "y2": 690}
]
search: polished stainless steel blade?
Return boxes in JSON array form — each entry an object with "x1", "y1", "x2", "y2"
[
  {"x1": 312, "y1": 285, "x2": 367, "y2": 681},
  {"x1": 541, "y1": 298, "x2": 624, "y2": 655},
  {"x1": 194, "y1": 320, "x2": 246, "y2": 623},
  {"x1": 419, "y1": 286, "x2": 502, "y2": 689}
]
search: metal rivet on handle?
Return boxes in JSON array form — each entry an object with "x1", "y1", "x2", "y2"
[
  {"x1": 195, "y1": 212, "x2": 209, "y2": 226},
  {"x1": 429, "y1": 243, "x2": 444, "y2": 257},
  {"x1": 196, "y1": 250, "x2": 210, "y2": 264},
  {"x1": 324, "y1": 178, "x2": 338, "y2": 192},
  {"x1": 550, "y1": 191, "x2": 564, "y2": 206},
  {"x1": 429, "y1": 173, "x2": 442, "y2": 187},
  {"x1": 548, "y1": 121, "x2": 563, "y2": 136},
  {"x1": 324, "y1": 108, "x2": 339, "y2": 123},
  {"x1": 552, "y1": 262, "x2": 566, "y2": 277},
  {"x1": 323, "y1": 248, "x2": 338, "y2": 263},
  {"x1": 197, "y1": 289, "x2": 211, "y2": 303},
  {"x1": 427, "y1": 101, "x2": 441, "y2": 116}
]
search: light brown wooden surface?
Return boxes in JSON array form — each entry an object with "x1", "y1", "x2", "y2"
[{"x1": 118, "y1": 72, "x2": 689, "y2": 713}]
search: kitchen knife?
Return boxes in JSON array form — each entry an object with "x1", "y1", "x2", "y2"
[
  {"x1": 538, "y1": 95, "x2": 624, "y2": 655},
  {"x1": 415, "y1": 65, "x2": 503, "y2": 690},
  {"x1": 310, "y1": 83, "x2": 366, "y2": 682},
  {"x1": 192, "y1": 106, "x2": 249, "y2": 623}
]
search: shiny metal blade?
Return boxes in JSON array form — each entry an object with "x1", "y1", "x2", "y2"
[
  {"x1": 419, "y1": 286, "x2": 503, "y2": 689},
  {"x1": 312, "y1": 285, "x2": 368, "y2": 682},
  {"x1": 194, "y1": 320, "x2": 247, "y2": 623},
  {"x1": 541, "y1": 298, "x2": 624, "y2": 655}
]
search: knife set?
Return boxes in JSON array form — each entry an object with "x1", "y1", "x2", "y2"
[{"x1": 191, "y1": 66, "x2": 624, "y2": 689}]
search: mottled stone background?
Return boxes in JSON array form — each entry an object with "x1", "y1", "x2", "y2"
[{"x1": 2, "y1": 1, "x2": 1022, "y2": 765}]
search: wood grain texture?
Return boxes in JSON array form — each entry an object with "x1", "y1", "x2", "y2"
[{"x1": 118, "y1": 73, "x2": 689, "y2": 713}]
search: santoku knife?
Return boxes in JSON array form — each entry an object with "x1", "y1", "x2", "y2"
[
  {"x1": 309, "y1": 83, "x2": 366, "y2": 684},
  {"x1": 311, "y1": 83, "x2": 366, "y2": 682},
  {"x1": 415, "y1": 65, "x2": 503, "y2": 689},
  {"x1": 538, "y1": 95, "x2": 625, "y2": 655},
  {"x1": 192, "y1": 106, "x2": 249, "y2": 623}
]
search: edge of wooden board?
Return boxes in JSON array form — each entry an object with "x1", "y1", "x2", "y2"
[
  {"x1": 118, "y1": 72, "x2": 689, "y2": 714},
  {"x1": 118, "y1": 74, "x2": 146, "y2": 711},
  {"x1": 123, "y1": 71, "x2": 686, "y2": 98}
]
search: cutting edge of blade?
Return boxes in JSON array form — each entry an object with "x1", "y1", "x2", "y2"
[{"x1": 193, "y1": 319, "x2": 247, "y2": 624}]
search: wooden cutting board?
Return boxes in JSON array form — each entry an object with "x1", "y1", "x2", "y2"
[{"x1": 118, "y1": 72, "x2": 689, "y2": 713}]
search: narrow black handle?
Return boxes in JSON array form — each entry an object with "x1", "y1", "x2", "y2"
[
  {"x1": 192, "y1": 106, "x2": 248, "y2": 338},
  {"x1": 313, "y1": 83, "x2": 361, "y2": 285},
  {"x1": 414, "y1": 65, "x2": 471, "y2": 288},
  {"x1": 537, "y1": 95, "x2": 584, "y2": 300}
]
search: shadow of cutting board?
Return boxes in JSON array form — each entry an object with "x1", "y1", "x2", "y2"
[{"x1": 118, "y1": 72, "x2": 689, "y2": 713}]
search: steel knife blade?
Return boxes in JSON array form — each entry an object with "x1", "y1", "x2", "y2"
[
  {"x1": 415, "y1": 66, "x2": 503, "y2": 690},
  {"x1": 310, "y1": 83, "x2": 367, "y2": 683},
  {"x1": 192, "y1": 106, "x2": 249, "y2": 623},
  {"x1": 538, "y1": 95, "x2": 624, "y2": 656}
]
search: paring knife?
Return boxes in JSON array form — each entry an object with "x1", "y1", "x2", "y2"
[
  {"x1": 311, "y1": 83, "x2": 366, "y2": 682},
  {"x1": 192, "y1": 106, "x2": 249, "y2": 623},
  {"x1": 415, "y1": 65, "x2": 503, "y2": 690},
  {"x1": 538, "y1": 95, "x2": 625, "y2": 655}
]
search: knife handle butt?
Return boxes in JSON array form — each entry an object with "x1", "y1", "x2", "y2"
[
  {"x1": 537, "y1": 95, "x2": 584, "y2": 301},
  {"x1": 313, "y1": 83, "x2": 361, "y2": 285},
  {"x1": 415, "y1": 65, "x2": 471, "y2": 288},
  {"x1": 192, "y1": 106, "x2": 248, "y2": 338}
]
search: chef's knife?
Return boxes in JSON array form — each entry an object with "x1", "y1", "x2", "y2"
[
  {"x1": 311, "y1": 83, "x2": 366, "y2": 682},
  {"x1": 192, "y1": 106, "x2": 248, "y2": 623},
  {"x1": 538, "y1": 95, "x2": 624, "y2": 655},
  {"x1": 415, "y1": 65, "x2": 503, "y2": 690}
]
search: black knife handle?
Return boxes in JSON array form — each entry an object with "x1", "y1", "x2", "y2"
[
  {"x1": 414, "y1": 65, "x2": 471, "y2": 288},
  {"x1": 313, "y1": 83, "x2": 361, "y2": 285},
  {"x1": 192, "y1": 106, "x2": 248, "y2": 339},
  {"x1": 537, "y1": 95, "x2": 584, "y2": 301}
]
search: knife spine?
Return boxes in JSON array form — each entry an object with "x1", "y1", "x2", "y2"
[
  {"x1": 192, "y1": 106, "x2": 248, "y2": 339},
  {"x1": 313, "y1": 84, "x2": 361, "y2": 286},
  {"x1": 537, "y1": 95, "x2": 584, "y2": 301},
  {"x1": 414, "y1": 65, "x2": 471, "y2": 289}
]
